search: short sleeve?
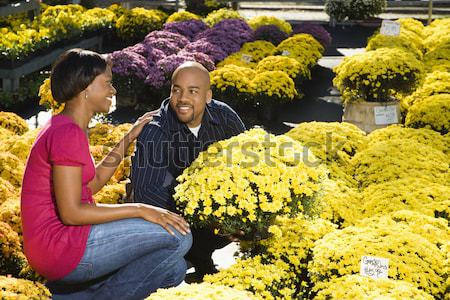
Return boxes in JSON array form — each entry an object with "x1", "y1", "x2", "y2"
[{"x1": 48, "y1": 123, "x2": 89, "y2": 167}]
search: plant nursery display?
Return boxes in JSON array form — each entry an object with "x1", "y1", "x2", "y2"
[{"x1": 0, "y1": 2, "x2": 449, "y2": 298}]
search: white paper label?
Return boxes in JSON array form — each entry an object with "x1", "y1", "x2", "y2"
[
  {"x1": 374, "y1": 105, "x2": 398, "y2": 125},
  {"x1": 360, "y1": 256, "x2": 389, "y2": 279},
  {"x1": 380, "y1": 20, "x2": 401, "y2": 36},
  {"x1": 241, "y1": 54, "x2": 253, "y2": 63},
  {"x1": 281, "y1": 50, "x2": 290, "y2": 56}
]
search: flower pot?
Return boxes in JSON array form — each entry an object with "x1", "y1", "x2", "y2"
[
  {"x1": 256, "y1": 103, "x2": 279, "y2": 122},
  {"x1": 343, "y1": 101, "x2": 401, "y2": 133}
]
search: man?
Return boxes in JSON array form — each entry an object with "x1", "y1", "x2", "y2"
[{"x1": 131, "y1": 62, "x2": 246, "y2": 280}]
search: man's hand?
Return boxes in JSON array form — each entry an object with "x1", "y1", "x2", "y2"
[{"x1": 138, "y1": 204, "x2": 190, "y2": 236}]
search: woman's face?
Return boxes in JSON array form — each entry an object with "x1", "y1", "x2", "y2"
[{"x1": 86, "y1": 66, "x2": 116, "y2": 114}]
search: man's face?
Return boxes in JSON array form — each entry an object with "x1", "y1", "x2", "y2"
[{"x1": 169, "y1": 68, "x2": 212, "y2": 128}]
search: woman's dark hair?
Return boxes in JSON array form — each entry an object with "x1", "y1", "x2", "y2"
[{"x1": 51, "y1": 48, "x2": 110, "y2": 103}]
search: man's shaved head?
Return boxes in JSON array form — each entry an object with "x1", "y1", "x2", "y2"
[
  {"x1": 169, "y1": 61, "x2": 213, "y2": 128},
  {"x1": 171, "y1": 61, "x2": 210, "y2": 87}
]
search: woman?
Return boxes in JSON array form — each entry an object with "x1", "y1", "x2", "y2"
[{"x1": 21, "y1": 48, "x2": 192, "y2": 300}]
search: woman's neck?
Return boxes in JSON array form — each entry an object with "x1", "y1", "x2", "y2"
[{"x1": 60, "y1": 101, "x2": 94, "y2": 132}]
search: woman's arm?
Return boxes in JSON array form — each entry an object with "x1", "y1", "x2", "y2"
[
  {"x1": 88, "y1": 111, "x2": 157, "y2": 194},
  {"x1": 53, "y1": 164, "x2": 189, "y2": 235}
]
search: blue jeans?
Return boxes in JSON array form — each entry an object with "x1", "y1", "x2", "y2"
[{"x1": 46, "y1": 218, "x2": 192, "y2": 300}]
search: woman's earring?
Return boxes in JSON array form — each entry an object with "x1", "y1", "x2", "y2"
[{"x1": 85, "y1": 92, "x2": 88, "y2": 100}]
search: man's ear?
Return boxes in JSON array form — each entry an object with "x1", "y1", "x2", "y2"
[{"x1": 206, "y1": 89, "x2": 212, "y2": 103}]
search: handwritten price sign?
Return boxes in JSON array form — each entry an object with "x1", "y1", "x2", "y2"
[
  {"x1": 380, "y1": 20, "x2": 401, "y2": 36},
  {"x1": 360, "y1": 256, "x2": 389, "y2": 279}
]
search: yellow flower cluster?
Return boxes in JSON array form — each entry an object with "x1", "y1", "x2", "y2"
[
  {"x1": 174, "y1": 128, "x2": 326, "y2": 237},
  {"x1": 0, "y1": 196, "x2": 21, "y2": 239},
  {"x1": 146, "y1": 283, "x2": 258, "y2": 300},
  {"x1": 91, "y1": 145, "x2": 131, "y2": 184},
  {"x1": 39, "y1": 78, "x2": 64, "y2": 114},
  {"x1": 398, "y1": 25, "x2": 424, "y2": 53},
  {"x1": 252, "y1": 71, "x2": 297, "y2": 102},
  {"x1": 316, "y1": 179, "x2": 362, "y2": 227},
  {"x1": 247, "y1": 16, "x2": 292, "y2": 34},
  {"x1": 273, "y1": 34, "x2": 324, "y2": 68},
  {"x1": 313, "y1": 274, "x2": 434, "y2": 300},
  {"x1": 0, "y1": 129, "x2": 40, "y2": 161},
  {"x1": 286, "y1": 121, "x2": 366, "y2": 186},
  {"x1": 0, "y1": 127, "x2": 14, "y2": 141},
  {"x1": 116, "y1": 8, "x2": 167, "y2": 42},
  {"x1": 366, "y1": 33, "x2": 423, "y2": 59},
  {"x1": 0, "y1": 111, "x2": 29, "y2": 135},
  {"x1": 90, "y1": 145, "x2": 112, "y2": 163},
  {"x1": 423, "y1": 44, "x2": 450, "y2": 72},
  {"x1": 352, "y1": 139, "x2": 448, "y2": 187},
  {"x1": 0, "y1": 221, "x2": 27, "y2": 278},
  {"x1": 257, "y1": 215, "x2": 335, "y2": 297},
  {"x1": 89, "y1": 123, "x2": 132, "y2": 147},
  {"x1": 0, "y1": 152, "x2": 25, "y2": 188},
  {"x1": 401, "y1": 71, "x2": 450, "y2": 112},
  {"x1": 355, "y1": 210, "x2": 450, "y2": 250},
  {"x1": 214, "y1": 34, "x2": 323, "y2": 105},
  {"x1": 309, "y1": 221, "x2": 446, "y2": 297},
  {"x1": 204, "y1": 256, "x2": 296, "y2": 300},
  {"x1": 333, "y1": 48, "x2": 425, "y2": 103},
  {"x1": 0, "y1": 177, "x2": 16, "y2": 206},
  {"x1": 366, "y1": 124, "x2": 449, "y2": 156},
  {"x1": 443, "y1": 241, "x2": 450, "y2": 300},
  {"x1": 210, "y1": 65, "x2": 255, "y2": 94},
  {"x1": 93, "y1": 183, "x2": 126, "y2": 204},
  {"x1": 81, "y1": 7, "x2": 116, "y2": 31},
  {"x1": 256, "y1": 55, "x2": 311, "y2": 83},
  {"x1": 0, "y1": 275, "x2": 51, "y2": 300},
  {"x1": 405, "y1": 94, "x2": 450, "y2": 134},
  {"x1": 166, "y1": 11, "x2": 201, "y2": 23},
  {"x1": 396, "y1": 18, "x2": 425, "y2": 38},
  {"x1": 423, "y1": 18, "x2": 450, "y2": 52},
  {"x1": 204, "y1": 8, "x2": 243, "y2": 27},
  {"x1": 218, "y1": 41, "x2": 276, "y2": 68},
  {"x1": 38, "y1": 4, "x2": 85, "y2": 43},
  {"x1": 89, "y1": 125, "x2": 133, "y2": 183}
]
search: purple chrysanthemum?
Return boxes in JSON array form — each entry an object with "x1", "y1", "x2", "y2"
[
  {"x1": 150, "y1": 52, "x2": 215, "y2": 88},
  {"x1": 125, "y1": 43, "x2": 166, "y2": 62},
  {"x1": 144, "y1": 30, "x2": 190, "y2": 49},
  {"x1": 110, "y1": 50, "x2": 149, "y2": 80},
  {"x1": 163, "y1": 20, "x2": 208, "y2": 41},
  {"x1": 181, "y1": 38, "x2": 227, "y2": 63},
  {"x1": 144, "y1": 65, "x2": 166, "y2": 89},
  {"x1": 124, "y1": 43, "x2": 148, "y2": 57},
  {"x1": 143, "y1": 38, "x2": 182, "y2": 56},
  {"x1": 253, "y1": 25, "x2": 288, "y2": 46},
  {"x1": 292, "y1": 23, "x2": 332, "y2": 48},
  {"x1": 194, "y1": 19, "x2": 254, "y2": 55}
]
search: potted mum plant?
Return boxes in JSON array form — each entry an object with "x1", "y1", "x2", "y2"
[
  {"x1": 333, "y1": 47, "x2": 424, "y2": 132},
  {"x1": 174, "y1": 128, "x2": 326, "y2": 241}
]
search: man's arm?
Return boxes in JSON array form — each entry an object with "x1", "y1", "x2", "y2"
[{"x1": 131, "y1": 125, "x2": 172, "y2": 209}]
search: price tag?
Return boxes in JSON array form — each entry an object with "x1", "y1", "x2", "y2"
[
  {"x1": 374, "y1": 105, "x2": 398, "y2": 125},
  {"x1": 241, "y1": 54, "x2": 253, "y2": 63},
  {"x1": 281, "y1": 50, "x2": 290, "y2": 56},
  {"x1": 380, "y1": 20, "x2": 401, "y2": 36},
  {"x1": 360, "y1": 256, "x2": 389, "y2": 279}
]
